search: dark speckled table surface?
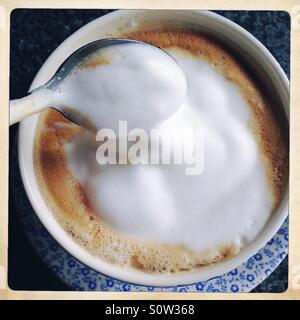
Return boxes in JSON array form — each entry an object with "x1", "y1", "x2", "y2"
[{"x1": 8, "y1": 9, "x2": 289, "y2": 292}]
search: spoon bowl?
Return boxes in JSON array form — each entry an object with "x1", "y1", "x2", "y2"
[{"x1": 10, "y1": 38, "x2": 187, "y2": 132}]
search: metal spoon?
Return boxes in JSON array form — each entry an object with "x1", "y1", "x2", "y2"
[{"x1": 9, "y1": 38, "x2": 185, "y2": 132}]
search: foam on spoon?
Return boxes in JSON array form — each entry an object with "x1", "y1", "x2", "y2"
[{"x1": 54, "y1": 42, "x2": 187, "y2": 132}]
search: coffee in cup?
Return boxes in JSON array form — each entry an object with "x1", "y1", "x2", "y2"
[{"x1": 33, "y1": 19, "x2": 288, "y2": 274}]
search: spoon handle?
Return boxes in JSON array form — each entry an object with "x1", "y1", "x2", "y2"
[{"x1": 10, "y1": 88, "x2": 52, "y2": 125}]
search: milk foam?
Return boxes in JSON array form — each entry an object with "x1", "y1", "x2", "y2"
[
  {"x1": 64, "y1": 48, "x2": 274, "y2": 252},
  {"x1": 54, "y1": 43, "x2": 187, "y2": 132}
]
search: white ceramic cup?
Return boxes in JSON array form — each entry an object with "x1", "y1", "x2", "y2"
[{"x1": 18, "y1": 10, "x2": 289, "y2": 287}]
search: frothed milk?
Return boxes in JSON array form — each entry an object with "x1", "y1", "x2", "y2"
[
  {"x1": 65, "y1": 48, "x2": 272, "y2": 251},
  {"x1": 32, "y1": 42, "x2": 187, "y2": 133},
  {"x1": 34, "y1": 29, "x2": 288, "y2": 274}
]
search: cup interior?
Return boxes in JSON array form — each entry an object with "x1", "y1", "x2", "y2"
[{"x1": 18, "y1": 10, "x2": 289, "y2": 287}]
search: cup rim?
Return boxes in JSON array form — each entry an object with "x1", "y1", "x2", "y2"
[{"x1": 18, "y1": 9, "x2": 289, "y2": 287}]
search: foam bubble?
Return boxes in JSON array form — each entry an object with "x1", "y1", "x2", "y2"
[{"x1": 64, "y1": 48, "x2": 274, "y2": 252}]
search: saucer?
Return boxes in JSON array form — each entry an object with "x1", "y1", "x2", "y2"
[{"x1": 12, "y1": 141, "x2": 288, "y2": 292}]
